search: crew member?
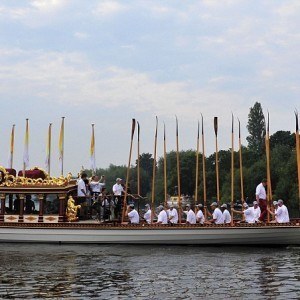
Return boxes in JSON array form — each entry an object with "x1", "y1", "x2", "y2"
[
  {"x1": 256, "y1": 178, "x2": 267, "y2": 222},
  {"x1": 143, "y1": 204, "x2": 151, "y2": 224},
  {"x1": 209, "y1": 202, "x2": 224, "y2": 224},
  {"x1": 168, "y1": 205, "x2": 179, "y2": 224},
  {"x1": 184, "y1": 204, "x2": 196, "y2": 224},
  {"x1": 252, "y1": 201, "x2": 261, "y2": 223},
  {"x1": 157, "y1": 205, "x2": 168, "y2": 224},
  {"x1": 125, "y1": 204, "x2": 139, "y2": 224},
  {"x1": 195, "y1": 204, "x2": 205, "y2": 224},
  {"x1": 112, "y1": 178, "x2": 124, "y2": 220},
  {"x1": 268, "y1": 199, "x2": 290, "y2": 223},
  {"x1": 232, "y1": 203, "x2": 255, "y2": 223},
  {"x1": 221, "y1": 203, "x2": 231, "y2": 224},
  {"x1": 77, "y1": 172, "x2": 88, "y2": 219}
]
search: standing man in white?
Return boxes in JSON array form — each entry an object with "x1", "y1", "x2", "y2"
[
  {"x1": 255, "y1": 178, "x2": 267, "y2": 222},
  {"x1": 112, "y1": 178, "x2": 124, "y2": 220}
]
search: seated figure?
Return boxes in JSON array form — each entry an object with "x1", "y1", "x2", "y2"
[{"x1": 66, "y1": 196, "x2": 81, "y2": 222}]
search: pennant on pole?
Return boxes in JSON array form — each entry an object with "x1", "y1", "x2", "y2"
[
  {"x1": 90, "y1": 124, "x2": 96, "y2": 173},
  {"x1": 8, "y1": 124, "x2": 15, "y2": 169},
  {"x1": 23, "y1": 119, "x2": 29, "y2": 170},
  {"x1": 58, "y1": 117, "x2": 65, "y2": 176},
  {"x1": 45, "y1": 123, "x2": 52, "y2": 175}
]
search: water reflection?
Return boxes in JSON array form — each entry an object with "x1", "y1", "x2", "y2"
[{"x1": 0, "y1": 244, "x2": 299, "y2": 299}]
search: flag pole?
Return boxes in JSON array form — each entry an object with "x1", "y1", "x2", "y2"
[
  {"x1": 163, "y1": 122, "x2": 168, "y2": 208},
  {"x1": 137, "y1": 121, "x2": 140, "y2": 196},
  {"x1": 265, "y1": 112, "x2": 272, "y2": 223},
  {"x1": 90, "y1": 124, "x2": 96, "y2": 175},
  {"x1": 45, "y1": 123, "x2": 52, "y2": 176},
  {"x1": 295, "y1": 111, "x2": 300, "y2": 213},
  {"x1": 59, "y1": 117, "x2": 65, "y2": 176},
  {"x1": 151, "y1": 117, "x2": 158, "y2": 224},
  {"x1": 201, "y1": 114, "x2": 207, "y2": 219},
  {"x1": 23, "y1": 119, "x2": 29, "y2": 176},
  {"x1": 9, "y1": 124, "x2": 15, "y2": 169},
  {"x1": 214, "y1": 117, "x2": 220, "y2": 204},
  {"x1": 176, "y1": 116, "x2": 182, "y2": 223},
  {"x1": 195, "y1": 120, "x2": 200, "y2": 207},
  {"x1": 122, "y1": 118, "x2": 136, "y2": 223},
  {"x1": 238, "y1": 118, "x2": 245, "y2": 207},
  {"x1": 231, "y1": 114, "x2": 234, "y2": 226}
]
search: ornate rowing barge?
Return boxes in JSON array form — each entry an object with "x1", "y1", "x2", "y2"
[{"x1": 0, "y1": 166, "x2": 300, "y2": 245}]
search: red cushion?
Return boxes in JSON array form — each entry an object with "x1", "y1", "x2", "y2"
[
  {"x1": 5, "y1": 168, "x2": 16, "y2": 177},
  {"x1": 18, "y1": 169, "x2": 46, "y2": 180}
]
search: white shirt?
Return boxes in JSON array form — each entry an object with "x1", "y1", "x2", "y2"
[
  {"x1": 223, "y1": 209, "x2": 231, "y2": 224},
  {"x1": 252, "y1": 206, "x2": 261, "y2": 222},
  {"x1": 128, "y1": 209, "x2": 139, "y2": 224},
  {"x1": 212, "y1": 208, "x2": 224, "y2": 224},
  {"x1": 90, "y1": 181, "x2": 105, "y2": 193},
  {"x1": 144, "y1": 209, "x2": 151, "y2": 224},
  {"x1": 185, "y1": 209, "x2": 196, "y2": 224},
  {"x1": 196, "y1": 210, "x2": 205, "y2": 224},
  {"x1": 77, "y1": 179, "x2": 86, "y2": 197},
  {"x1": 168, "y1": 208, "x2": 178, "y2": 224},
  {"x1": 157, "y1": 210, "x2": 168, "y2": 224},
  {"x1": 276, "y1": 204, "x2": 290, "y2": 223},
  {"x1": 112, "y1": 183, "x2": 124, "y2": 196},
  {"x1": 244, "y1": 207, "x2": 255, "y2": 223},
  {"x1": 256, "y1": 183, "x2": 266, "y2": 200}
]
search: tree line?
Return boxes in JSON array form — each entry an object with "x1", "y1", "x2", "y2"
[{"x1": 86, "y1": 102, "x2": 300, "y2": 217}]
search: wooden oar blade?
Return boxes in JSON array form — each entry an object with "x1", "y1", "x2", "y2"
[{"x1": 214, "y1": 117, "x2": 218, "y2": 137}]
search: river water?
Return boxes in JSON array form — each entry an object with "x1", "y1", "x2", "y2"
[{"x1": 0, "y1": 244, "x2": 299, "y2": 299}]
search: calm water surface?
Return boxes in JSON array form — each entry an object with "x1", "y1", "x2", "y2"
[{"x1": 0, "y1": 243, "x2": 299, "y2": 299}]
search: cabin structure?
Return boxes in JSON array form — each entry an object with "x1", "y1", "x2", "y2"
[{"x1": 0, "y1": 166, "x2": 77, "y2": 223}]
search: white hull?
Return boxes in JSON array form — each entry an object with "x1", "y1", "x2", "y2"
[{"x1": 0, "y1": 225, "x2": 299, "y2": 245}]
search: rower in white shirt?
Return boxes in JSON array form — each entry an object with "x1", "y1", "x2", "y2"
[
  {"x1": 156, "y1": 205, "x2": 168, "y2": 224},
  {"x1": 184, "y1": 204, "x2": 196, "y2": 224},
  {"x1": 195, "y1": 204, "x2": 205, "y2": 224},
  {"x1": 232, "y1": 203, "x2": 255, "y2": 223},
  {"x1": 209, "y1": 202, "x2": 224, "y2": 224},
  {"x1": 251, "y1": 201, "x2": 261, "y2": 223},
  {"x1": 125, "y1": 204, "x2": 139, "y2": 224},
  {"x1": 220, "y1": 203, "x2": 231, "y2": 224},
  {"x1": 268, "y1": 199, "x2": 290, "y2": 223},
  {"x1": 143, "y1": 204, "x2": 152, "y2": 224},
  {"x1": 168, "y1": 205, "x2": 179, "y2": 224}
]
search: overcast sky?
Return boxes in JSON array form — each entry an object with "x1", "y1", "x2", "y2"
[{"x1": 0, "y1": 0, "x2": 299, "y2": 176}]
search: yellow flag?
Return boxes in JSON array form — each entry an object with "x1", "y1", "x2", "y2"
[{"x1": 8, "y1": 124, "x2": 15, "y2": 169}]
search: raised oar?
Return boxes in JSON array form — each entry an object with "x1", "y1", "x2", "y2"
[
  {"x1": 176, "y1": 116, "x2": 182, "y2": 223},
  {"x1": 23, "y1": 118, "x2": 29, "y2": 176},
  {"x1": 45, "y1": 123, "x2": 52, "y2": 176},
  {"x1": 151, "y1": 116, "x2": 158, "y2": 224},
  {"x1": 195, "y1": 120, "x2": 200, "y2": 208},
  {"x1": 121, "y1": 118, "x2": 136, "y2": 223},
  {"x1": 231, "y1": 114, "x2": 234, "y2": 226},
  {"x1": 201, "y1": 114, "x2": 207, "y2": 219},
  {"x1": 238, "y1": 118, "x2": 245, "y2": 208},
  {"x1": 58, "y1": 117, "x2": 65, "y2": 176},
  {"x1": 214, "y1": 117, "x2": 220, "y2": 205},
  {"x1": 137, "y1": 121, "x2": 140, "y2": 197},
  {"x1": 163, "y1": 122, "x2": 168, "y2": 208},
  {"x1": 295, "y1": 111, "x2": 300, "y2": 213},
  {"x1": 265, "y1": 112, "x2": 272, "y2": 223}
]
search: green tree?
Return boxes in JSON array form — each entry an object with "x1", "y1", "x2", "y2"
[
  {"x1": 246, "y1": 102, "x2": 265, "y2": 155},
  {"x1": 270, "y1": 131, "x2": 295, "y2": 149}
]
